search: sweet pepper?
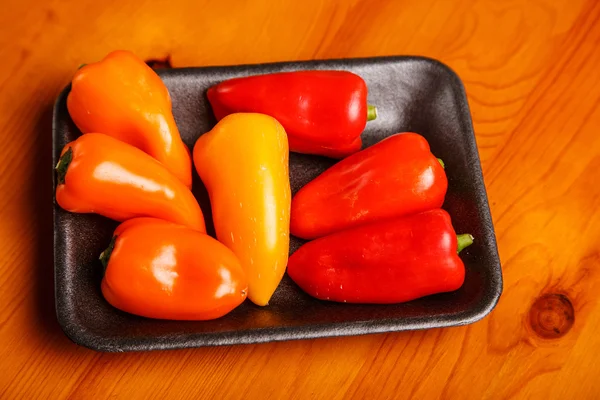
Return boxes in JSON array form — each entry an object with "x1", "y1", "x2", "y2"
[
  {"x1": 193, "y1": 113, "x2": 291, "y2": 306},
  {"x1": 288, "y1": 209, "x2": 473, "y2": 304},
  {"x1": 291, "y1": 132, "x2": 448, "y2": 239},
  {"x1": 55, "y1": 133, "x2": 205, "y2": 231},
  {"x1": 100, "y1": 218, "x2": 247, "y2": 320},
  {"x1": 67, "y1": 50, "x2": 192, "y2": 188},
  {"x1": 207, "y1": 70, "x2": 376, "y2": 158}
]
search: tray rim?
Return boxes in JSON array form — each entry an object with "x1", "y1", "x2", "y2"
[{"x1": 53, "y1": 55, "x2": 502, "y2": 352}]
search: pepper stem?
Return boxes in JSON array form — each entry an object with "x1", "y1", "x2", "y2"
[
  {"x1": 367, "y1": 105, "x2": 378, "y2": 121},
  {"x1": 99, "y1": 236, "x2": 117, "y2": 270},
  {"x1": 457, "y1": 234, "x2": 474, "y2": 253},
  {"x1": 55, "y1": 147, "x2": 73, "y2": 185},
  {"x1": 437, "y1": 158, "x2": 445, "y2": 169}
]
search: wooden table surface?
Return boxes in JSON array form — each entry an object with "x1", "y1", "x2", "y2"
[{"x1": 2, "y1": 0, "x2": 600, "y2": 398}]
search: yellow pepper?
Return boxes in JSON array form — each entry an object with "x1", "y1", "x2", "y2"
[{"x1": 193, "y1": 113, "x2": 291, "y2": 306}]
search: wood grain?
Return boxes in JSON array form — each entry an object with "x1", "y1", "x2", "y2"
[{"x1": 1, "y1": 0, "x2": 600, "y2": 398}]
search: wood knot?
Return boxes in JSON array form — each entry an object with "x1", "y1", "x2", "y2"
[{"x1": 528, "y1": 293, "x2": 574, "y2": 339}]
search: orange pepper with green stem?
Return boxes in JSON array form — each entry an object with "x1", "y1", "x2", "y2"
[
  {"x1": 193, "y1": 113, "x2": 291, "y2": 306},
  {"x1": 55, "y1": 133, "x2": 205, "y2": 231},
  {"x1": 67, "y1": 50, "x2": 192, "y2": 188},
  {"x1": 100, "y1": 218, "x2": 247, "y2": 320}
]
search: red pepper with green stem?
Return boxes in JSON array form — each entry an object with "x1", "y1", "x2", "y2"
[
  {"x1": 287, "y1": 209, "x2": 473, "y2": 304},
  {"x1": 207, "y1": 70, "x2": 377, "y2": 158},
  {"x1": 291, "y1": 132, "x2": 448, "y2": 239}
]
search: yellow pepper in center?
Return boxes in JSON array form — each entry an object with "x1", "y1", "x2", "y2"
[{"x1": 193, "y1": 113, "x2": 291, "y2": 306}]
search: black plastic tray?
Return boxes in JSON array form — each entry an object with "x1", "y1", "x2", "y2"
[{"x1": 53, "y1": 56, "x2": 502, "y2": 352}]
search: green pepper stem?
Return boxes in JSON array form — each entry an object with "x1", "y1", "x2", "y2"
[
  {"x1": 55, "y1": 147, "x2": 73, "y2": 185},
  {"x1": 457, "y1": 234, "x2": 474, "y2": 253},
  {"x1": 99, "y1": 236, "x2": 117, "y2": 270},
  {"x1": 437, "y1": 158, "x2": 445, "y2": 169},
  {"x1": 367, "y1": 105, "x2": 377, "y2": 121}
]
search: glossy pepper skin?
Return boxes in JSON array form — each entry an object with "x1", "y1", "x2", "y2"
[
  {"x1": 193, "y1": 113, "x2": 291, "y2": 306},
  {"x1": 100, "y1": 218, "x2": 247, "y2": 320},
  {"x1": 67, "y1": 50, "x2": 192, "y2": 188},
  {"x1": 55, "y1": 133, "x2": 205, "y2": 232},
  {"x1": 207, "y1": 70, "x2": 376, "y2": 157},
  {"x1": 291, "y1": 132, "x2": 448, "y2": 240},
  {"x1": 288, "y1": 209, "x2": 473, "y2": 304}
]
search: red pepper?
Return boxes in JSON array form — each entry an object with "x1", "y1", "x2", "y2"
[
  {"x1": 207, "y1": 70, "x2": 377, "y2": 157},
  {"x1": 291, "y1": 132, "x2": 448, "y2": 239},
  {"x1": 287, "y1": 209, "x2": 473, "y2": 304}
]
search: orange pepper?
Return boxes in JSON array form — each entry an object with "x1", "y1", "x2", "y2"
[
  {"x1": 55, "y1": 133, "x2": 205, "y2": 232},
  {"x1": 193, "y1": 113, "x2": 291, "y2": 306},
  {"x1": 67, "y1": 50, "x2": 192, "y2": 188},
  {"x1": 100, "y1": 218, "x2": 247, "y2": 320}
]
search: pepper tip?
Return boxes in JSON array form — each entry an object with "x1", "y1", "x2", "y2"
[
  {"x1": 55, "y1": 147, "x2": 73, "y2": 185},
  {"x1": 99, "y1": 236, "x2": 117, "y2": 270},
  {"x1": 367, "y1": 105, "x2": 377, "y2": 121},
  {"x1": 457, "y1": 234, "x2": 474, "y2": 254}
]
